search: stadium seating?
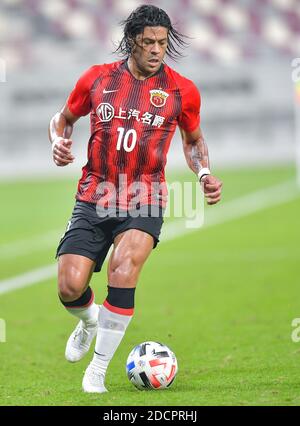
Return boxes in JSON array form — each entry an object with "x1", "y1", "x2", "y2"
[{"x1": 1, "y1": 0, "x2": 299, "y2": 69}]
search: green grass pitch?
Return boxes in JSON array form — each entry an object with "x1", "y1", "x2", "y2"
[{"x1": 0, "y1": 165, "x2": 299, "y2": 406}]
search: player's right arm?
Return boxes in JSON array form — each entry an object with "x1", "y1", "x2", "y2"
[
  {"x1": 48, "y1": 65, "x2": 97, "y2": 167},
  {"x1": 48, "y1": 106, "x2": 80, "y2": 167}
]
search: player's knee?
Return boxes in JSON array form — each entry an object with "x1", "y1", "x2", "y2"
[
  {"x1": 109, "y1": 255, "x2": 138, "y2": 285},
  {"x1": 58, "y1": 274, "x2": 84, "y2": 302},
  {"x1": 58, "y1": 284, "x2": 83, "y2": 302},
  {"x1": 109, "y1": 266, "x2": 133, "y2": 286}
]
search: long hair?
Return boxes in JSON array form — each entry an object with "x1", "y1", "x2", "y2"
[{"x1": 115, "y1": 5, "x2": 189, "y2": 60}]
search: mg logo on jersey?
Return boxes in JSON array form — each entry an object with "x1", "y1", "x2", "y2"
[
  {"x1": 149, "y1": 89, "x2": 169, "y2": 108},
  {"x1": 96, "y1": 103, "x2": 115, "y2": 122}
]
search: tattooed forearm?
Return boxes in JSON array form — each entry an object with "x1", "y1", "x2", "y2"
[{"x1": 188, "y1": 137, "x2": 210, "y2": 174}]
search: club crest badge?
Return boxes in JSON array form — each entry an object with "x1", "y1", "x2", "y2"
[{"x1": 150, "y1": 89, "x2": 169, "y2": 108}]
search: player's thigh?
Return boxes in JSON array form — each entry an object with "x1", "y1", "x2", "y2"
[
  {"x1": 107, "y1": 229, "x2": 154, "y2": 287},
  {"x1": 58, "y1": 254, "x2": 96, "y2": 300}
]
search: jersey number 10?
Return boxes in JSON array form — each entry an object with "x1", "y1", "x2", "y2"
[{"x1": 116, "y1": 127, "x2": 137, "y2": 152}]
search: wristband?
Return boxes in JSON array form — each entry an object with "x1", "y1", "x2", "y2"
[{"x1": 197, "y1": 168, "x2": 211, "y2": 182}]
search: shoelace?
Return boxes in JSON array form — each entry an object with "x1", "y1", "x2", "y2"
[{"x1": 73, "y1": 324, "x2": 89, "y2": 346}]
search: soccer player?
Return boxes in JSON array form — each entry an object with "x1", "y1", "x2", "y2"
[{"x1": 48, "y1": 5, "x2": 222, "y2": 393}]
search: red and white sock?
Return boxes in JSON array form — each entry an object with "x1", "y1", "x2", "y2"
[
  {"x1": 60, "y1": 287, "x2": 99, "y2": 326},
  {"x1": 90, "y1": 286, "x2": 135, "y2": 376}
]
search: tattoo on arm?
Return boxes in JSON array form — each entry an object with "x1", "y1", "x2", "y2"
[{"x1": 189, "y1": 136, "x2": 210, "y2": 174}]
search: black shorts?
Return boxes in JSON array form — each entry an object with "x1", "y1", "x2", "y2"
[{"x1": 56, "y1": 201, "x2": 164, "y2": 272}]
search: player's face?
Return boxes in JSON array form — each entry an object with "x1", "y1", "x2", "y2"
[{"x1": 131, "y1": 26, "x2": 168, "y2": 76}]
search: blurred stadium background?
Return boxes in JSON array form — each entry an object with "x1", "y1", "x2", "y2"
[
  {"x1": 1, "y1": 0, "x2": 300, "y2": 406},
  {"x1": 0, "y1": 0, "x2": 299, "y2": 176}
]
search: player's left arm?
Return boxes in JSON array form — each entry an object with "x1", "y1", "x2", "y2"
[{"x1": 180, "y1": 126, "x2": 223, "y2": 205}]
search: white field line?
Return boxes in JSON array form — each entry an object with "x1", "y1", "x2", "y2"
[
  {"x1": 161, "y1": 179, "x2": 300, "y2": 241},
  {"x1": 0, "y1": 180, "x2": 299, "y2": 296},
  {"x1": 0, "y1": 230, "x2": 63, "y2": 259},
  {"x1": 0, "y1": 179, "x2": 297, "y2": 259},
  {"x1": 0, "y1": 265, "x2": 57, "y2": 295}
]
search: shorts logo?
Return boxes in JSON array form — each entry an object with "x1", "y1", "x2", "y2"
[
  {"x1": 96, "y1": 102, "x2": 115, "y2": 122},
  {"x1": 149, "y1": 89, "x2": 169, "y2": 108}
]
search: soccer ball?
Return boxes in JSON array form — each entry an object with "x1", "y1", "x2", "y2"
[{"x1": 126, "y1": 341, "x2": 178, "y2": 390}]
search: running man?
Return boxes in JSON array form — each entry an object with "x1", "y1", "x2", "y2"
[{"x1": 48, "y1": 4, "x2": 222, "y2": 393}]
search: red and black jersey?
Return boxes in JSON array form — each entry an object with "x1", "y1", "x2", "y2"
[{"x1": 67, "y1": 60, "x2": 201, "y2": 209}]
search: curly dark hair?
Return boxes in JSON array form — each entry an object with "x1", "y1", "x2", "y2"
[{"x1": 115, "y1": 4, "x2": 189, "y2": 60}]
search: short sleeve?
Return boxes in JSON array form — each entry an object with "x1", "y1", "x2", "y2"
[
  {"x1": 67, "y1": 66, "x2": 99, "y2": 117},
  {"x1": 177, "y1": 81, "x2": 201, "y2": 133}
]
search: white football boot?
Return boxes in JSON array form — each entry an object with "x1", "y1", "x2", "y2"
[
  {"x1": 82, "y1": 363, "x2": 108, "y2": 393},
  {"x1": 65, "y1": 319, "x2": 98, "y2": 363}
]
